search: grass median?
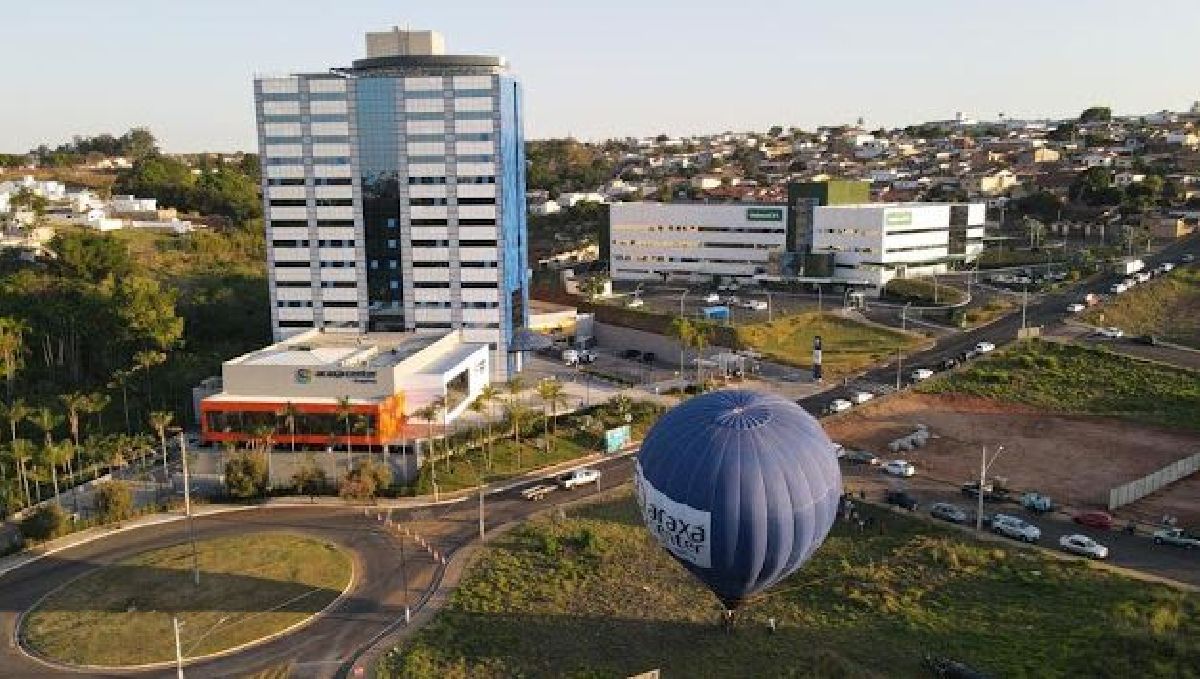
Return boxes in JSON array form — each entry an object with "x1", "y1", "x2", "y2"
[
  {"x1": 737, "y1": 311, "x2": 923, "y2": 377},
  {"x1": 21, "y1": 533, "x2": 352, "y2": 667},
  {"x1": 1079, "y1": 265, "x2": 1200, "y2": 348},
  {"x1": 379, "y1": 492, "x2": 1199, "y2": 678},
  {"x1": 918, "y1": 339, "x2": 1200, "y2": 431}
]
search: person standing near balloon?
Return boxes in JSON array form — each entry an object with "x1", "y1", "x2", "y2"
[{"x1": 635, "y1": 389, "x2": 843, "y2": 628}]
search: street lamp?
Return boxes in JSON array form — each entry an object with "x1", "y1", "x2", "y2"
[
  {"x1": 976, "y1": 444, "x2": 1005, "y2": 532},
  {"x1": 169, "y1": 427, "x2": 199, "y2": 587}
]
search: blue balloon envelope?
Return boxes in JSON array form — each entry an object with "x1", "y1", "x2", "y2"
[{"x1": 635, "y1": 389, "x2": 842, "y2": 610}]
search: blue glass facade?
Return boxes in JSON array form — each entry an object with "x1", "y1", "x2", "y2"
[
  {"x1": 498, "y1": 75, "x2": 530, "y2": 376},
  {"x1": 355, "y1": 77, "x2": 406, "y2": 325}
]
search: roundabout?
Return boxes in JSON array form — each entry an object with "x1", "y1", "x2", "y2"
[{"x1": 20, "y1": 533, "x2": 353, "y2": 668}]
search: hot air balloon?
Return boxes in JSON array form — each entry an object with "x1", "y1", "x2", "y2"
[{"x1": 635, "y1": 389, "x2": 842, "y2": 622}]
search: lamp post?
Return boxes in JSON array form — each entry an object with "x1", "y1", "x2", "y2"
[
  {"x1": 173, "y1": 616, "x2": 185, "y2": 679},
  {"x1": 171, "y1": 428, "x2": 199, "y2": 587},
  {"x1": 895, "y1": 348, "x2": 903, "y2": 391},
  {"x1": 976, "y1": 444, "x2": 1006, "y2": 532}
]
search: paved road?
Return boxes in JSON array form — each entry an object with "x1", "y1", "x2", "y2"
[
  {"x1": 842, "y1": 466, "x2": 1200, "y2": 588},
  {"x1": 800, "y1": 235, "x2": 1200, "y2": 414},
  {"x1": 0, "y1": 455, "x2": 636, "y2": 679}
]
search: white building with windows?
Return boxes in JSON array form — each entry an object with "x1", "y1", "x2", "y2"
[
  {"x1": 810, "y1": 203, "x2": 986, "y2": 288},
  {"x1": 609, "y1": 202, "x2": 788, "y2": 283},
  {"x1": 253, "y1": 27, "x2": 529, "y2": 379}
]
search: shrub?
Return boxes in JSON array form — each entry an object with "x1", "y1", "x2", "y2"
[
  {"x1": 20, "y1": 504, "x2": 70, "y2": 542},
  {"x1": 94, "y1": 480, "x2": 134, "y2": 524},
  {"x1": 224, "y1": 450, "x2": 268, "y2": 499}
]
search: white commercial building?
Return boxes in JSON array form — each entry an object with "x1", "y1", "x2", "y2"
[
  {"x1": 253, "y1": 27, "x2": 529, "y2": 380},
  {"x1": 610, "y1": 202, "x2": 788, "y2": 283},
  {"x1": 810, "y1": 203, "x2": 985, "y2": 288}
]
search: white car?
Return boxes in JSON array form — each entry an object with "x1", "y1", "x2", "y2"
[
  {"x1": 974, "y1": 341, "x2": 996, "y2": 354},
  {"x1": 1182, "y1": 254, "x2": 1195, "y2": 263},
  {"x1": 850, "y1": 391, "x2": 875, "y2": 405},
  {"x1": 704, "y1": 293, "x2": 721, "y2": 304},
  {"x1": 882, "y1": 459, "x2": 916, "y2": 477},
  {"x1": 1110, "y1": 283, "x2": 1127, "y2": 294},
  {"x1": 557, "y1": 468, "x2": 601, "y2": 489},
  {"x1": 1058, "y1": 533, "x2": 1109, "y2": 559},
  {"x1": 1135, "y1": 272, "x2": 1151, "y2": 283},
  {"x1": 828, "y1": 398, "x2": 853, "y2": 413},
  {"x1": 990, "y1": 513, "x2": 1041, "y2": 543},
  {"x1": 909, "y1": 368, "x2": 934, "y2": 381},
  {"x1": 1067, "y1": 303, "x2": 1086, "y2": 313},
  {"x1": 1098, "y1": 327, "x2": 1124, "y2": 339},
  {"x1": 748, "y1": 300, "x2": 769, "y2": 311},
  {"x1": 626, "y1": 298, "x2": 644, "y2": 308}
]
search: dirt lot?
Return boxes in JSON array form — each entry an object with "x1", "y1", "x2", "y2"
[{"x1": 824, "y1": 392, "x2": 1200, "y2": 525}]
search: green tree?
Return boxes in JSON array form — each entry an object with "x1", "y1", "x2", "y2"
[
  {"x1": 147, "y1": 410, "x2": 173, "y2": 487},
  {"x1": 60, "y1": 392, "x2": 89, "y2": 484},
  {"x1": 9, "y1": 439, "x2": 34, "y2": 508},
  {"x1": 224, "y1": 450, "x2": 268, "y2": 499},
  {"x1": 476, "y1": 384, "x2": 500, "y2": 471},
  {"x1": 292, "y1": 454, "x2": 328, "y2": 500},
  {"x1": 1079, "y1": 106, "x2": 1112, "y2": 123},
  {"x1": 339, "y1": 457, "x2": 392, "y2": 500},
  {"x1": 0, "y1": 318, "x2": 28, "y2": 403},
  {"x1": 94, "y1": 480, "x2": 134, "y2": 523},
  {"x1": 49, "y1": 231, "x2": 134, "y2": 283},
  {"x1": 278, "y1": 401, "x2": 300, "y2": 455},
  {"x1": 20, "y1": 503, "x2": 68, "y2": 542}
]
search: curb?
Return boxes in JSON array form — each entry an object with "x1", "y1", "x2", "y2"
[{"x1": 13, "y1": 530, "x2": 360, "y2": 674}]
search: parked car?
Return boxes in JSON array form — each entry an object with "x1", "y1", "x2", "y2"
[
  {"x1": 930, "y1": 502, "x2": 970, "y2": 524},
  {"x1": 850, "y1": 391, "x2": 875, "y2": 405},
  {"x1": 1020, "y1": 491, "x2": 1054, "y2": 514},
  {"x1": 1152, "y1": 528, "x2": 1200, "y2": 549},
  {"x1": 1098, "y1": 327, "x2": 1125, "y2": 338},
  {"x1": 938, "y1": 357, "x2": 960, "y2": 371},
  {"x1": 557, "y1": 468, "x2": 601, "y2": 490},
  {"x1": 704, "y1": 292, "x2": 721, "y2": 303},
  {"x1": 961, "y1": 481, "x2": 1012, "y2": 503},
  {"x1": 827, "y1": 398, "x2": 853, "y2": 413},
  {"x1": 1133, "y1": 334, "x2": 1158, "y2": 346},
  {"x1": 1181, "y1": 254, "x2": 1195, "y2": 263},
  {"x1": 844, "y1": 450, "x2": 880, "y2": 466},
  {"x1": 641, "y1": 352, "x2": 656, "y2": 363},
  {"x1": 748, "y1": 300, "x2": 769, "y2": 311},
  {"x1": 1059, "y1": 534, "x2": 1109, "y2": 559},
  {"x1": 882, "y1": 459, "x2": 916, "y2": 477},
  {"x1": 1110, "y1": 283, "x2": 1127, "y2": 294},
  {"x1": 974, "y1": 341, "x2": 996, "y2": 354},
  {"x1": 1067, "y1": 303, "x2": 1086, "y2": 313},
  {"x1": 626, "y1": 297, "x2": 644, "y2": 308},
  {"x1": 562, "y1": 349, "x2": 596, "y2": 366},
  {"x1": 990, "y1": 514, "x2": 1041, "y2": 543},
  {"x1": 1073, "y1": 511, "x2": 1115, "y2": 530},
  {"x1": 725, "y1": 295, "x2": 741, "y2": 305},
  {"x1": 909, "y1": 368, "x2": 934, "y2": 381},
  {"x1": 885, "y1": 490, "x2": 919, "y2": 511},
  {"x1": 621, "y1": 349, "x2": 642, "y2": 360}
]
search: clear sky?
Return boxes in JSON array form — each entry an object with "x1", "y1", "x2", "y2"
[{"x1": 3, "y1": 0, "x2": 1199, "y2": 153}]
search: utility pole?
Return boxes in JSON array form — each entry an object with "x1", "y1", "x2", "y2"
[
  {"x1": 174, "y1": 430, "x2": 199, "y2": 586},
  {"x1": 173, "y1": 616, "x2": 185, "y2": 679},
  {"x1": 901, "y1": 303, "x2": 910, "y2": 332},
  {"x1": 895, "y1": 348, "x2": 903, "y2": 390},
  {"x1": 678, "y1": 290, "x2": 687, "y2": 373},
  {"x1": 976, "y1": 444, "x2": 1005, "y2": 532},
  {"x1": 478, "y1": 471, "x2": 486, "y2": 541},
  {"x1": 767, "y1": 290, "x2": 773, "y2": 322},
  {"x1": 816, "y1": 284, "x2": 823, "y2": 315},
  {"x1": 1021, "y1": 285, "x2": 1028, "y2": 331}
]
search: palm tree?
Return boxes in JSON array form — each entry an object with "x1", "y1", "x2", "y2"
[
  {"x1": 109, "y1": 368, "x2": 133, "y2": 433},
  {"x1": 133, "y1": 350, "x2": 166, "y2": 412},
  {"x1": 40, "y1": 440, "x2": 71, "y2": 507},
  {"x1": 60, "y1": 392, "x2": 89, "y2": 485},
  {"x1": 334, "y1": 396, "x2": 354, "y2": 479},
  {"x1": 503, "y1": 400, "x2": 528, "y2": 470},
  {"x1": 467, "y1": 397, "x2": 487, "y2": 468},
  {"x1": 504, "y1": 376, "x2": 526, "y2": 450},
  {"x1": 278, "y1": 401, "x2": 300, "y2": 455},
  {"x1": 82, "y1": 392, "x2": 110, "y2": 438},
  {"x1": 413, "y1": 401, "x2": 442, "y2": 476},
  {"x1": 147, "y1": 410, "x2": 174, "y2": 488},
  {"x1": 0, "y1": 399, "x2": 30, "y2": 488},
  {"x1": 535, "y1": 379, "x2": 568, "y2": 458},
  {"x1": 249, "y1": 424, "x2": 275, "y2": 490},
  {"x1": 669, "y1": 316, "x2": 696, "y2": 378},
  {"x1": 477, "y1": 384, "x2": 500, "y2": 471},
  {"x1": 10, "y1": 439, "x2": 34, "y2": 507},
  {"x1": 0, "y1": 318, "x2": 28, "y2": 404}
]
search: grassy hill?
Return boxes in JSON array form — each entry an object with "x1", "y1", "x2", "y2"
[
  {"x1": 1079, "y1": 266, "x2": 1200, "y2": 348},
  {"x1": 380, "y1": 492, "x2": 1199, "y2": 678}
]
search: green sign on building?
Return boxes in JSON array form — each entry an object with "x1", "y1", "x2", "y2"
[
  {"x1": 885, "y1": 210, "x2": 913, "y2": 227},
  {"x1": 746, "y1": 207, "x2": 784, "y2": 222}
]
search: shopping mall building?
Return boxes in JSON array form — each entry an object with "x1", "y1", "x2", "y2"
[{"x1": 198, "y1": 329, "x2": 489, "y2": 450}]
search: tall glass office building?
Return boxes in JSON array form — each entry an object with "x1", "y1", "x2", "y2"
[{"x1": 253, "y1": 28, "x2": 529, "y2": 378}]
